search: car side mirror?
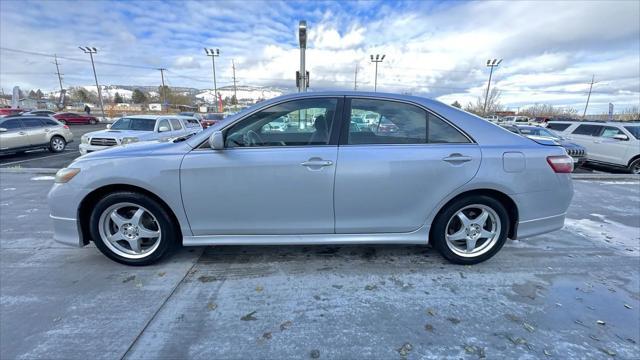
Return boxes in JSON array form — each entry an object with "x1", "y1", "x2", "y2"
[
  {"x1": 209, "y1": 131, "x2": 224, "y2": 150},
  {"x1": 106, "y1": 124, "x2": 112, "y2": 129},
  {"x1": 613, "y1": 134, "x2": 628, "y2": 141},
  {"x1": 0, "y1": 128, "x2": 6, "y2": 133},
  {"x1": 158, "y1": 126, "x2": 170, "y2": 132}
]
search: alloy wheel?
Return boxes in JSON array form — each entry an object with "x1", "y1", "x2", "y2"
[
  {"x1": 445, "y1": 204, "x2": 501, "y2": 258},
  {"x1": 51, "y1": 137, "x2": 65, "y2": 151},
  {"x1": 98, "y1": 202, "x2": 162, "y2": 259}
]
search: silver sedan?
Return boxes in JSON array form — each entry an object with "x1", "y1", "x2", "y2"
[{"x1": 48, "y1": 92, "x2": 574, "y2": 266}]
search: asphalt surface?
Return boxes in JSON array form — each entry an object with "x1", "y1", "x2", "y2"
[
  {"x1": 0, "y1": 174, "x2": 638, "y2": 359},
  {"x1": 0, "y1": 123, "x2": 106, "y2": 169}
]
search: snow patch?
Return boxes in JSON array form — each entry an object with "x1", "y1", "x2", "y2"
[{"x1": 565, "y1": 216, "x2": 640, "y2": 256}]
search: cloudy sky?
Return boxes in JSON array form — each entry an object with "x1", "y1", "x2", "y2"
[{"x1": 1, "y1": 0, "x2": 638, "y2": 113}]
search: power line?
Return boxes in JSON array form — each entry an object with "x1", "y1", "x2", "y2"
[{"x1": 1, "y1": 47, "x2": 157, "y2": 70}]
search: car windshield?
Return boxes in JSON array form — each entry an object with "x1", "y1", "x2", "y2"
[
  {"x1": 110, "y1": 117, "x2": 156, "y2": 131},
  {"x1": 518, "y1": 127, "x2": 560, "y2": 139},
  {"x1": 624, "y1": 126, "x2": 640, "y2": 139}
]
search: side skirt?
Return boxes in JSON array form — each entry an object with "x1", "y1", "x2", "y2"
[{"x1": 183, "y1": 225, "x2": 431, "y2": 246}]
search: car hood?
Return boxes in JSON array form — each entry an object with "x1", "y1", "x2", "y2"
[
  {"x1": 85, "y1": 129, "x2": 156, "y2": 140},
  {"x1": 74, "y1": 139, "x2": 191, "y2": 163}
]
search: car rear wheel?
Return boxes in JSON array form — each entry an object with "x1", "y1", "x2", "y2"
[
  {"x1": 628, "y1": 158, "x2": 640, "y2": 175},
  {"x1": 431, "y1": 195, "x2": 509, "y2": 265},
  {"x1": 89, "y1": 119, "x2": 97, "y2": 125},
  {"x1": 89, "y1": 192, "x2": 178, "y2": 266},
  {"x1": 49, "y1": 136, "x2": 66, "y2": 153}
]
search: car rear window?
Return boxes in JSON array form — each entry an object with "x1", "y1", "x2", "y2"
[
  {"x1": 546, "y1": 123, "x2": 571, "y2": 131},
  {"x1": 111, "y1": 117, "x2": 156, "y2": 131},
  {"x1": 624, "y1": 126, "x2": 639, "y2": 139},
  {"x1": 572, "y1": 124, "x2": 602, "y2": 136},
  {"x1": 185, "y1": 119, "x2": 201, "y2": 128}
]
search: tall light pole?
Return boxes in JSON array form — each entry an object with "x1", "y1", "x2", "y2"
[
  {"x1": 370, "y1": 54, "x2": 385, "y2": 92},
  {"x1": 158, "y1": 68, "x2": 167, "y2": 113},
  {"x1": 78, "y1": 46, "x2": 105, "y2": 119},
  {"x1": 204, "y1": 48, "x2": 220, "y2": 110},
  {"x1": 298, "y1": 21, "x2": 308, "y2": 92},
  {"x1": 483, "y1": 58, "x2": 502, "y2": 115}
]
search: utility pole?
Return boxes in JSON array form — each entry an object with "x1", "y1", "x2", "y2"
[
  {"x1": 370, "y1": 54, "x2": 385, "y2": 92},
  {"x1": 78, "y1": 46, "x2": 105, "y2": 119},
  {"x1": 53, "y1": 55, "x2": 64, "y2": 93},
  {"x1": 158, "y1": 68, "x2": 167, "y2": 113},
  {"x1": 232, "y1": 59, "x2": 238, "y2": 112},
  {"x1": 582, "y1": 75, "x2": 595, "y2": 119},
  {"x1": 483, "y1": 58, "x2": 502, "y2": 115},
  {"x1": 354, "y1": 64, "x2": 358, "y2": 91},
  {"x1": 204, "y1": 48, "x2": 220, "y2": 111}
]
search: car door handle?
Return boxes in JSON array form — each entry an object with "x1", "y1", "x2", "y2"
[
  {"x1": 18, "y1": 131, "x2": 27, "y2": 135},
  {"x1": 301, "y1": 159, "x2": 333, "y2": 167},
  {"x1": 442, "y1": 154, "x2": 473, "y2": 163},
  {"x1": 593, "y1": 140, "x2": 601, "y2": 143}
]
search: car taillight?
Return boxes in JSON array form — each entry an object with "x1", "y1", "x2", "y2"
[{"x1": 547, "y1": 155, "x2": 573, "y2": 173}]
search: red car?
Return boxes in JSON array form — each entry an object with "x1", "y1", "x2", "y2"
[
  {"x1": 0, "y1": 108, "x2": 24, "y2": 117},
  {"x1": 53, "y1": 112, "x2": 98, "y2": 125}
]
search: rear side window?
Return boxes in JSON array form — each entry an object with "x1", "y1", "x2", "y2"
[
  {"x1": 42, "y1": 119, "x2": 59, "y2": 126},
  {"x1": 170, "y1": 119, "x2": 183, "y2": 130},
  {"x1": 572, "y1": 124, "x2": 602, "y2": 136},
  {"x1": 1, "y1": 119, "x2": 22, "y2": 129},
  {"x1": 347, "y1": 98, "x2": 469, "y2": 145},
  {"x1": 185, "y1": 119, "x2": 201, "y2": 128},
  {"x1": 21, "y1": 118, "x2": 44, "y2": 128},
  {"x1": 547, "y1": 123, "x2": 571, "y2": 131}
]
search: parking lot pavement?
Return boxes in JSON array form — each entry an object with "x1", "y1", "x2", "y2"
[
  {"x1": 1, "y1": 174, "x2": 639, "y2": 359},
  {"x1": 0, "y1": 123, "x2": 106, "y2": 170}
]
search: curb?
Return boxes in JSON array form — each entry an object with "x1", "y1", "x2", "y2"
[
  {"x1": 571, "y1": 173, "x2": 639, "y2": 181},
  {"x1": 0, "y1": 167, "x2": 58, "y2": 174}
]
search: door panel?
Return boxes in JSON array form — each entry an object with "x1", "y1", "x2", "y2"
[
  {"x1": 181, "y1": 147, "x2": 338, "y2": 235},
  {"x1": 334, "y1": 145, "x2": 481, "y2": 233},
  {"x1": 21, "y1": 118, "x2": 48, "y2": 146},
  {"x1": 0, "y1": 126, "x2": 28, "y2": 150}
]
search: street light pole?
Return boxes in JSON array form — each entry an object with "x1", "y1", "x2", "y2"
[
  {"x1": 204, "y1": 48, "x2": 220, "y2": 110},
  {"x1": 298, "y1": 21, "x2": 308, "y2": 92},
  {"x1": 158, "y1": 68, "x2": 167, "y2": 112},
  {"x1": 370, "y1": 54, "x2": 385, "y2": 92},
  {"x1": 78, "y1": 46, "x2": 105, "y2": 119},
  {"x1": 483, "y1": 58, "x2": 502, "y2": 115}
]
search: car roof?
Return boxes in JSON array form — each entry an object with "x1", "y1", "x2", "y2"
[{"x1": 120, "y1": 114, "x2": 194, "y2": 120}]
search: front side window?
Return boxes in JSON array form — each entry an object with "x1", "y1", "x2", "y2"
[
  {"x1": 111, "y1": 117, "x2": 157, "y2": 131},
  {"x1": 347, "y1": 99, "x2": 469, "y2": 145},
  {"x1": 599, "y1": 126, "x2": 623, "y2": 138},
  {"x1": 225, "y1": 98, "x2": 338, "y2": 148},
  {"x1": 170, "y1": 119, "x2": 183, "y2": 130},
  {"x1": 572, "y1": 124, "x2": 602, "y2": 136},
  {"x1": 157, "y1": 119, "x2": 170, "y2": 132}
]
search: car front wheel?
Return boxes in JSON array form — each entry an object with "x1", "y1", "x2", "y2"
[
  {"x1": 628, "y1": 158, "x2": 640, "y2": 174},
  {"x1": 431, "y1": 195, "x2": 509, "y2": 265},
  {"x1": 49, "y1": 136, "x2": 66, "y2": 153},
  {"x1": 89, "y1": 192, "x2": 178, "y2": 265}
]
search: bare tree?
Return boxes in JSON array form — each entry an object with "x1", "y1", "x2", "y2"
[
  {"x1": 518, "y1": 103, "x2": 578, "y2": 118},
  {"x1": 465, "y1": 88, "x2": 503, "y2": 115},
  {"x1": 619, "y1": 106, "x2": 640, "y2": 121}
]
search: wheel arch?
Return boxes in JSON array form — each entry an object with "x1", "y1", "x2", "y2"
[
  {"x1": 628, "y1": 154, "x2": 640, "y2": 167},
  {"x1": 430, "y1": 188, "x2": 519, "y2": 240},
  {"x1": 77, "y1": 184, "x2": 183, "y2": 246}
]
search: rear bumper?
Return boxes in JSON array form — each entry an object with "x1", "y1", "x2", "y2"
[{"x1": 517, "y1": 213, "x2": 566, "y2": 239}]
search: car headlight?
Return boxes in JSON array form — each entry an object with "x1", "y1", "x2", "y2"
[
  {"x1": 81, "y1": 135, "x2": 89, "y2": 144},
  {"x1": 121, "y1": 137, "x2": 139, "y2": 144},
  {"x1": 55, "y1": 168, "x2": 80, "y2": 183}
]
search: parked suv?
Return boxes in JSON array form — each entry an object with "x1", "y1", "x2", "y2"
[
  {"x1": 547, "y1": 121, "x2": 640, "y2": 173},
  {"x1": 79, "y1": 115, "x2": 203, "y2": 154},
  {"x1": 501, "y1": 124, "x2": 587, "y2": 167},
  {"x1": 0, "y1": 116, "x2": 73, "y2": 154}
]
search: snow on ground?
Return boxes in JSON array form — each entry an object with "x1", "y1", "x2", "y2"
[{"x1": 564, "y1": 214, "x2": 640, "y2": 256}]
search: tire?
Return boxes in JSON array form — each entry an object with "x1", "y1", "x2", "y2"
[
  {"x1": 89, "y1": 119, "x2": 97, "y2": 125},
  {"x1": 89, "y1": 191, "x2": 179, "y2": 266},
  {"x1": 628, "y1": 158, "x2": 640, "y2": 175},
  {"x1": 431, "y1": 195, "x2": 509, "y2": 265},
  {"x1": 49, "y1": 136, "x2": 66, "y2": 153}
]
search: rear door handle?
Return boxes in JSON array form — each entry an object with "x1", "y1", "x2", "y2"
[
  {"x1": 442, "y1": 154, "x2": 473, "y2": 163},
  {"x1": 301, "y1": 159, "x2": 333, "y2": 167}
]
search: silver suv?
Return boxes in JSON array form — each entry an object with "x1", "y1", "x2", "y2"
[
  {"x1": 0, "y1": 116, "x2": 73, "y2": 154},
  {"x1": 79, "y1": 115, "x2": 203, "y2": 154},
  {"x1": 547, "y1": 121, "x2": 640, "y2": 173}
]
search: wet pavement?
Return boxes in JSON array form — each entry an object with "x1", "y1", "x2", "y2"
[{"x1": 1, "y1": 173, "x2": 639, "y2": 359}]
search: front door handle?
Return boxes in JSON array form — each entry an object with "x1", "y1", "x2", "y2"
[
  {"x1": 443, "y1": 154, "x2": 473, "y2": 164},
  {"x1": 18, "y1": 131, "x2": 27, "y2": 135},
  {"x1": 301, "y1": 159, "x2": 333, "y2": 167}
]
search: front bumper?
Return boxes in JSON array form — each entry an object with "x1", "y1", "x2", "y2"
[
  {"x1": 48, "y1": 182, "x2": 91, "y2": 247},
  {"x1": 79, "y1": 143, "x2": 112, "y2": 155},
  {"x1": 50, "y1": 214, "x2": 83, "y2": 246}
]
